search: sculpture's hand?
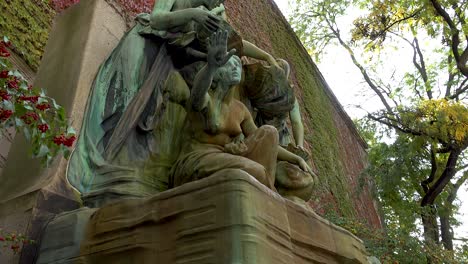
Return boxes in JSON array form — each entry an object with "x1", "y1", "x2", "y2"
[
  {"x1": 207, "y1": 30, "x2": 237, "y2": 68},
  {"x1": 192, "y1": 8, "x2": 221, "y2": 33},
  {"x1": 297, "y1": 157, "x2": 313, "y2": 175}
]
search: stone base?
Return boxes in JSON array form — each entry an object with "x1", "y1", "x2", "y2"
[
  {"x1": 0, "y1": 189, "x2": 80, "y2": 264},
  {"x1": 37, "y1": 172, "x2": 368, "y2": 263}
]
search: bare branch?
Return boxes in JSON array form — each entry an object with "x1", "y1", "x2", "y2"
[
  {"x1": 430, "y1": 0, "x2": 468, "y2": 77},
  {"x1": 445, "y1": 55, "x2": 455, "y2": 97},
  {"x1": 448, "y1": 77, "x2": 468, "y2": 99},
  {"x1": 324, "y1": 15, "x2": 396, "y2": 115},
  {"x1": 413, "y1": 37, "x2": 432, "y2": 99}
]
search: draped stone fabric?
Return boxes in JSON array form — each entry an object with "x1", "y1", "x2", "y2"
[
  {"x1": 242, "y1": 63, "x2": 296, "y2": 145},
  {"x1": 170, "y1": 125, "x2": 279, "y2": 189},
  {"x1": 67, "y1": 21, "x2": 175, "y2": 205}
]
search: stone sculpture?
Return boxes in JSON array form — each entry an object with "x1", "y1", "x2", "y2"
[
  {"x1": 67, "y1": 0, "x2": 316, "y2": 207},
  {"x1": 169, "y1": 30, "x2": 313, "y2": 189}
]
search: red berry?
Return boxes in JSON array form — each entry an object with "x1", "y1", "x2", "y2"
[
  {"x1": 0, "y1": 46, "x2": 10, "y2": 57},
  {"x1": 20, "y1": 112, "x2": 39, "y2": 124},
  {"x1": 0, "y1": 109, "x2": 13, "y2": 121},
  {"x1": 7, "y1": 78, "x2": 19, "y2": 89},
  {"x1": 53, "y1": 135, "x2": 66, "y2": 145},
  {"x1": 0, "y1": 90, "x2": 11, "y2": 101},
  {"x1": 0, "y1": 237, "x2": 5, "y2": 241},
  {"x1": 0, "y1": 70, "x2": 8, "y2": 78},
  {"x1": 36, "y1": 103, "x2": 51, "y2": 111},
  {"x1": 64, "y1": 135, "x2": 76, "y2": 147},
  {"x1": 38, "y1": 124, "x2": 49, "y2": 133}
]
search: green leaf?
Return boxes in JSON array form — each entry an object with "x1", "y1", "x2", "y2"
[
  {"x1": 35, "y1": 144, "x2": 50, "y2": 158},
  {"x1": 23, "y1": 127, "x2": 31, "y2": 141},
  {"x1": 23, "y1": 105, "x2": 33, "y2": 111},
  {"x1": 11, "y1": 70, "x2": 22, "y2": 78},
  {"x1": 37, "y1": 97, "x2": 48, "y2": 104},
  {"x1": 67, "y1": 126, "x2": 76, "y2": 135},
  {"x1": 20, "y1": 82, "x2": 28, "y2": 90},
  {"x1": 15, "y1": 117, "x2": 24, "y2": 127},
  {"x1": 3, "y1": 100, "x2": 14, "y2": 111}
]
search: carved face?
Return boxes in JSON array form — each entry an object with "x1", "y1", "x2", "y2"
[{"x1": 214, "y1": 55, "x2": 242, "y2": 86}]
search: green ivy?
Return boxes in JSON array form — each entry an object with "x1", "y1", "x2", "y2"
[
  {"x1": 0, "y1": 0, "x2": 55, "y2": 70},
  {"x1": 230, "y1": 1, "x2": 357, "y2": 218}
]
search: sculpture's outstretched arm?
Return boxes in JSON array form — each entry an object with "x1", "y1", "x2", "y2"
[
  {"x1": 191, "y1": 64, "x2": 215, "y2": 111},
  {"x1": 150, "y1": 0, "x2": 221, "y2": 32},
  {"x1": 242, "y1": 40, "x2": 279, "y2": 67},
  {"x1": 290, "y1": 99, "x2": 304, "y2": 148}
]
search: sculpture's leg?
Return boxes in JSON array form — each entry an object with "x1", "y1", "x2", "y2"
[{"x1": 242, "y1": 125, "x2": 279, "y2": 190}]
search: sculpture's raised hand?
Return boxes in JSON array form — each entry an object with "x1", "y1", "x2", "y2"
[{"x1": 207, "y1": 30, "x2": 237, "y2": 68}]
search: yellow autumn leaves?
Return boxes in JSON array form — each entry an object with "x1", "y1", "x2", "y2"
[{"x1": 400, "y1": 99, "x2": 468, "y2": 145}]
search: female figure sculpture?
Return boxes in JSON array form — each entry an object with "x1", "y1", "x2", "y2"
[
  {"x1": 67, "y1": 0, "x2": 227, "y2": 206},
  {"x1": 170, "y1": 31, "x2": 312, "y2": 189}
]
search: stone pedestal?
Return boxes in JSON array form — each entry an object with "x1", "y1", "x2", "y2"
[
  {"x1": 37, "y1": 173, "x2": 368, "y2": 263},
  {"x1": 0, "y1": 1, "x2": 127, "y2": 263}
]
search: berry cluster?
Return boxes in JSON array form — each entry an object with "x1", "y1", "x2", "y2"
[{"x1": 0, "y1": 36, "x2": 76, "y2": 166}]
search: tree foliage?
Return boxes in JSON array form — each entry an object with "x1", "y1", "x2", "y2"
[{"x1": 289, "y1": 0, "x2": 468, "y2": 261}]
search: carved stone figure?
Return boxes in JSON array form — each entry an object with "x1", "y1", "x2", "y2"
[
  {"x1": 67, "y1": 0, "x2": 229, "y2": 206},
  {"x1": 170, "y1": 30, "x2": 313, "y2": 190},
  {"x1": 68, "y1": 0, "x2": 315, "y2": 206}
]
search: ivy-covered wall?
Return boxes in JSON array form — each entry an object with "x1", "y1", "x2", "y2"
[
  {"x1": 225, "y1": 0, "x2": 382, "y2": 228},
  {"x1": 2, "y1": 0, "x2": 382, "y2": 229},
  {"x1": 0, "y1": 0, "x2": 55, "y2": 71}
]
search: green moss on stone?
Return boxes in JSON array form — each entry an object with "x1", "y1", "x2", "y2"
[
  {"x1": 0, "y1": 0, "x2": 55, "y2": 70},
  {"x1": 230, "y1": 2, "x2": 357, "y2": 218}
]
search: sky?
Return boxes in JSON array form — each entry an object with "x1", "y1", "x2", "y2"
[{"x1": 272, "y1": 0, "x2": 468, "y2": 248}]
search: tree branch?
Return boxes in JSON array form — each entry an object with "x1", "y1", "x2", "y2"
[
  {"x1": 421, "y1": 148, "x2": 462, "y2": 206},
  {"x1": 422, "y1": 147, "x2": 438, "y2": 194},
  {"x1": 367, "y1": 113, "x2": 422, "y2": 136},
  {"x1": 448, "y1": 78, "x2": 468, "y2": 99},
  {"x1": 445, "y1": 55, "x2": 455, "y2": 97},
  {"x1": 324, "y1": 15, "x2": 396, "y2": 115},
  {"x1": 430, "y1": 0, "x2": 468, "y2": 77},
  {"x1": 413, "y1": 37, "x2": 432, "y2": 99}
]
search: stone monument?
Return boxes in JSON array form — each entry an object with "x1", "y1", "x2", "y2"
[{"x1": 1, "y1": 0, "x2": 374, "y2": 263}]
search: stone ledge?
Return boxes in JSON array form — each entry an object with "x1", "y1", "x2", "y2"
[{"x1": 38, "y1": 172, "x2": 368, "y2": 263}]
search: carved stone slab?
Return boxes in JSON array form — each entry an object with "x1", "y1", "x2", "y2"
[{"x1": 38, "y1": 172, "x2": 368, "y2": 263}]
